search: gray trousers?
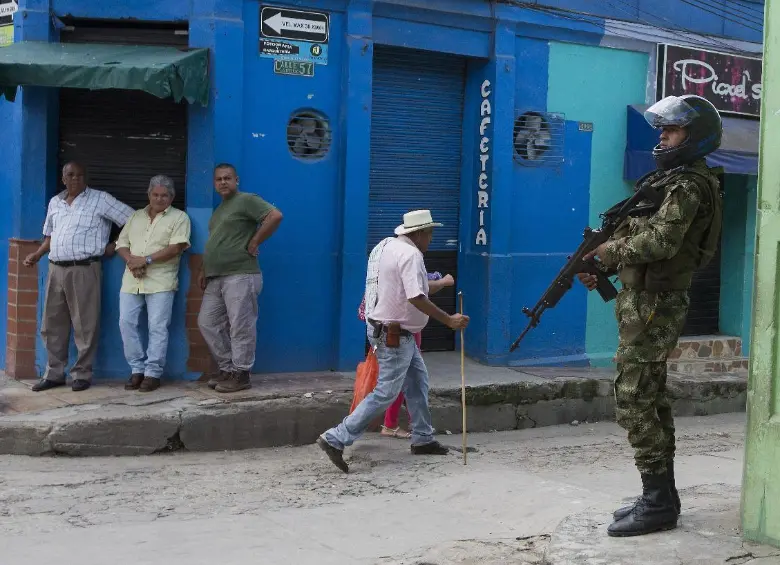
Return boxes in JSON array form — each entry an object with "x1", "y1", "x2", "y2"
[
  {"x1": 41, "y1": 262, "x2": 102, "y2": 383},
  {"x1": 198, "y1": 273, "x2": 263, "y2": 372}
]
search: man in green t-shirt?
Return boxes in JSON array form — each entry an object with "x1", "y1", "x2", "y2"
[{"x1": 197, "y1": 163, "x2": 283, "y2": 393}]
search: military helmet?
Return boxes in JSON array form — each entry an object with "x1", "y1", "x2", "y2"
[{"x1": 644, "y1": 95, "x2": 722, "y2": 170}]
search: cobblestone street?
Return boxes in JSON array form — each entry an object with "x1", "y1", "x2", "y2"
[{"x1": 0, "y1": 414, "x2": 747, "y2": 564}]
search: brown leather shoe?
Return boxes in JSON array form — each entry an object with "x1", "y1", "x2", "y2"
[
  {"x1": 215, "y1": 370, "x2": 251, "y2": 393},
  {"x1": 139, "y1": 377, "x2": 161, "y2": 392},
  {"x1": 207, "y1": 370, "x2": 232, "y2": 390},
  {"x1": 125, "y1": 374, "x2": 144, "y2": 390}
]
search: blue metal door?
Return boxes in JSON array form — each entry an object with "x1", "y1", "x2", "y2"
[{"x1": 369, "y1": 45, "x2": 466, "y2": 351}]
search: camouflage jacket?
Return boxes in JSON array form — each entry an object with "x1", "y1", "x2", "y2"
[{"x1": 600, "y1": 159, "x2": 721, "y2": 291}]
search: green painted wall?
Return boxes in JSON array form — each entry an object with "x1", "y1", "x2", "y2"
[
  {"x1": 547, "y1": 42, "x2": 649, "y2": 366},
  {"x1": 742, "y1": 0, "x2": 780, "y2": 546},
  {"x1": 741, "y1": 176, "x2": 757, "y2": 352}
]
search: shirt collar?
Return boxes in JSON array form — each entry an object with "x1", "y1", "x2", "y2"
[
  {"x1": 58, "y1": 186, "x2": 91, "y2": 200},
  {"x1": 145, "y1": 205, "x2": 171, "y2": 216}
]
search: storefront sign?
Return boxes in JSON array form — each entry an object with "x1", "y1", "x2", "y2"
[
  {"x1": 273, "y1": 60, "x2": 314, "y2": 77},
  {"x1": 260, "y1": 6, "x2": 328, "y2": 65},
  {"x1": 475, "y1": 79, "x2": 491, "y2": 247},
  {"x1": 0, "y1": 0, "x2": 16, "y2": 47},
  {"x1": 659, "y1": 43, "x2": 762, "y2": 117}
]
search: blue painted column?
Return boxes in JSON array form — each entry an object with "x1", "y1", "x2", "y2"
[
  {"x1": 189, "y1": 0, "x2": 245, "y2": 243},
  {"x1": 185, "y1": 0, "x2": 245, "y2": 377},
  {"x1": 483, "y1": 21, "x2": 517, "y2": 364},
  {"x1": 457, "y1": 19, "x2": 516, "y2": 365},
  {"x1": 335, "y1": 0, "x2": 373, "y2": 371},
  {"x1": 14, "y1": 0, "x2": 57, "y2": 239}
]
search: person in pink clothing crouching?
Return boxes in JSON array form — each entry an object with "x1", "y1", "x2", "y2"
[{"x1": 357, "y1": 271, "x2": 455, "y2": 439}]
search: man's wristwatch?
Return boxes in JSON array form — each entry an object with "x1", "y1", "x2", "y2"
[{"x1": 145, "y1": 256, "x2": 153, "y2": 265}]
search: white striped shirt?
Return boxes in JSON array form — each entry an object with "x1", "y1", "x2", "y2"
[{"x1": 43, "y1": 188, "x2": 134, "y2": 262}]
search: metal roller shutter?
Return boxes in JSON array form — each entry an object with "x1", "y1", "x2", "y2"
[
  {"x1": 681, "y1": 243, "x2": 721, "y2": 336},
  {"x1": 369, "y1": 46, "x2": 466, "y2": 351},
  {"x1": 57, "y1": 22, "x2": 189, "y2": 211}
]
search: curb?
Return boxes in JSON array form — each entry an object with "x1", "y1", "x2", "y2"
[{"x1": 0, "y1": 373, "x2": 747, "y2": 457}]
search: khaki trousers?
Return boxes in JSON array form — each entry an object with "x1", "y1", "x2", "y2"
[
  {"x1": 41, "y1": 262, "x2": 102, "y2": 382},
  {"x1": 197, "y1": 273, "x2": 263, "y2": 372}
]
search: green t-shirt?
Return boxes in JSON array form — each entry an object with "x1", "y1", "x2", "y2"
[{"x1": 203, "y1": 192, "x2": 275, "y2": 277}]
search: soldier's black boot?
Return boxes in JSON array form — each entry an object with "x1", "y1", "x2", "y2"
[
  {"x1": 667, "y1": 459, "x2": 681, "y2": 515},
  {"x1": 613, "y1": 459, "x2": 681, "y2": 520},
  {"x1": 607, "y1": 472, "x2": 678, "y2": 537}
]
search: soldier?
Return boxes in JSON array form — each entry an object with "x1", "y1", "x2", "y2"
[{"x1": 578, "y1": 95, "x2": 723, "y2": 537}]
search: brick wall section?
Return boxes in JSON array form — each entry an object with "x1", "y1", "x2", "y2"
[
  {"x1": 186, "y1": 254, "x2": 217, "y2": 379},
  {"x1": 6, "y1": 239, "x2": 41, "y2": 379}
]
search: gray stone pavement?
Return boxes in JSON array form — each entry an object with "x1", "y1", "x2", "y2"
[
  {"x1": 0, "y1": 352, "x2": 747, "y2": 456},
  {"x1": 0, "y1": 414, "x2": 775, "y2": 564}
]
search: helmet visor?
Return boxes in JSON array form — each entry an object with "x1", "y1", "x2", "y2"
[{"x1": 644, "y1": 96, "x2": 700, "y2": 128}]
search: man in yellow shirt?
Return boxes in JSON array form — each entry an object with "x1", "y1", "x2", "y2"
[{"x1": 116, "y1": 175, "x2": 191, "y2": 392}]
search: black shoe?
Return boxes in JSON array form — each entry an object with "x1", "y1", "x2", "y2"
[
  {"x1": 124, "y1": 374, "x2": 144, "y2": 391},
  {"x1": 317, "y1": 436, "x2": 349, "y2": 473},
  {"x1": 668, "y1": 459, "x2": 681, "y2": 514},
  {"x1": 71, "y1": 379, "x2": 91, "y2": 392},
  {"x1": 31, "y1": 379, "x2": 65, "y2": 392},
  {"x1": 613, "y1": 459, "x2": 680, "y2": 520},
  {"x1": 411, "y1": 441, "x2": 449, "y2": 455},
  {"x1": 607, "y1": 472, "x2": 679, "y2": 537}
]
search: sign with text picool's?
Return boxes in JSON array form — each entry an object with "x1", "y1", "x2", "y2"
[
  {"x1": 475, "y1": 79, "x2": 492, "y2": 247},
  {"x1": 659, "y1": 44, "x2": 762, "y2": 117}
]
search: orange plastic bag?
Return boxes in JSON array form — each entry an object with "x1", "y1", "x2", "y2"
[{"x1": 349, "y1": 349, "x2": 379, "y2": 414}]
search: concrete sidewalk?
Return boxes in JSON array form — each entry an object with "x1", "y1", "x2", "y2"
[
  {"x1": 0, "y1": 352, "x2": 747, "y2": 457},
  {"x1": 544, "y1": 484, "x2": 780, "y2": 564}
]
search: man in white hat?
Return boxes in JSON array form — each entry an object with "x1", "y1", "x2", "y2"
[{"x1": 317, "y1": 210, "x2": 470, "y2": 472}]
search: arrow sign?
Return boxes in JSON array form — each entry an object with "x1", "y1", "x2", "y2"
[
  {"x1": 261, "y1": 6, "x2": 329, "y2": 44},
  {"x1": 265, "y1": 13, "x2": 326, "y2": 36},
  {"x1": 0, "y1": 1, "x2": 18, "y2": 18}
]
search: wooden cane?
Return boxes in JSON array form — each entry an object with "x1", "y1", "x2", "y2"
[{"x1": 459, "y1": 291, "x2": 467, "y2": 465}]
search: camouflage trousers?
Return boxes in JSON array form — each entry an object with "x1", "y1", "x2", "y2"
[
  {"x1": 614, "y1": 289, "x2": 689, "y2": 475},
  {"x1": 615, "y1": 361, "x2": 675, "y2": 474}
]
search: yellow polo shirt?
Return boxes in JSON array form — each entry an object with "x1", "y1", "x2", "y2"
[{"x1": 116, "y1": 206, "x2": 191, "y2": 294}]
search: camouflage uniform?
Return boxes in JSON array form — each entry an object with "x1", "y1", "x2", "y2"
[{"x1": 599, "y1": 159, "x2": 721, "y2": 476}]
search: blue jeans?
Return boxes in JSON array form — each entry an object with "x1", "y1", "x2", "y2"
[
  {"x1": 119, "y1": 291, "x2": 175, "y2": 379},
  {"x1": 323, "y1": 330, "x2": 435, "y2": 449}
]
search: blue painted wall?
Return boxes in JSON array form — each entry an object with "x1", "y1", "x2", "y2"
[
  {"x1": 539, "y1": 0, "x2": 763, "y2": 43},
  {"x1": 0, "y1": 96, "x2": 18, "y2": 369},
  {"x1": 547, "y1": 42, "x2": 649, "y2": 367},
  {"x1": 3, "y1": 0, "x2": 763, "y2": 377},
  {"x1": 503, "y1": 36, "x2": 592, "y2": 366},
  {"x1": 241, "y1": 1, "x2": 346, "y2": 372}
]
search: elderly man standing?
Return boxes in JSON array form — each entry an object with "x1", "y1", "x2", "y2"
[
  {"x1": 317, "y1": 210, "x2": 470, "y2": 473},
  {"x1": 198, "y1": 163, "x2": 283, "y2": 394},
  {"x1": 116, "y1": 175, "x2": 191, "y2": 392},
  {"x1": 23, "y1": 162, "x2": 134, "y2": 392}
]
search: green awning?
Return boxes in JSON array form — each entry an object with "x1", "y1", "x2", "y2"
[{"x1": 0, "y1": 41, "x2": 209, "y2": 105}]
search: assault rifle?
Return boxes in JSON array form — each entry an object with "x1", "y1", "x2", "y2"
[{"x1": 508, "y1": 172, "x2": 668, "y2": 352}]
